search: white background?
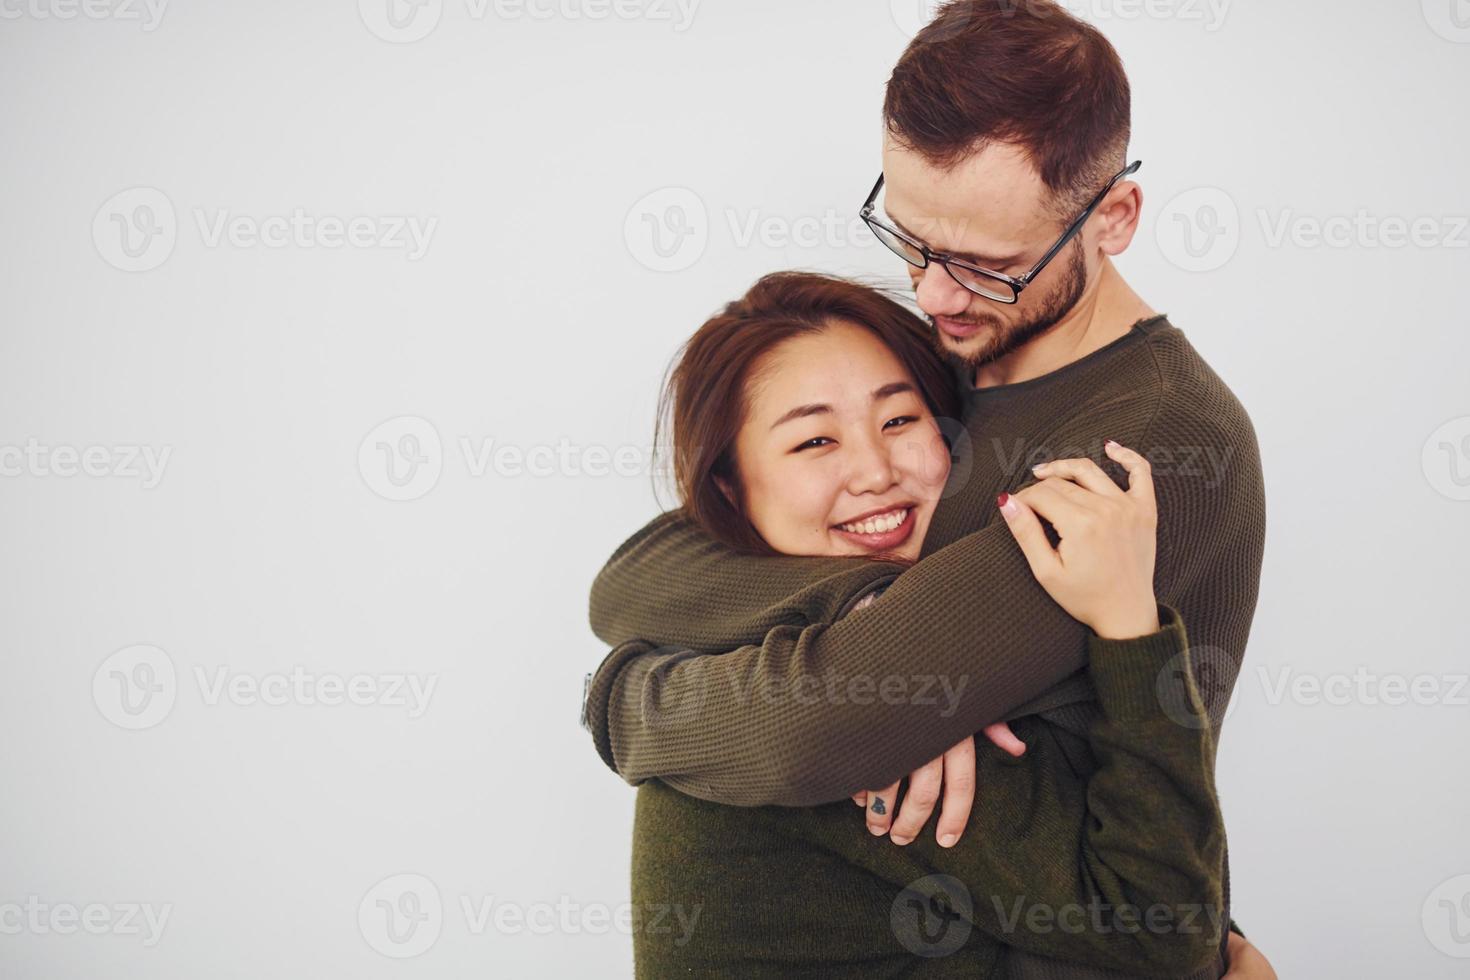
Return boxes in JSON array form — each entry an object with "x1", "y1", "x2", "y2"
[{"x1": 1, "y1": 0, "x2": 1467, "y2": 976}]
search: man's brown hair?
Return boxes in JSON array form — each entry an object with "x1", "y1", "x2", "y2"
[{"x1": 883, "y1": 0, "x2": 1131, "y2": 217}]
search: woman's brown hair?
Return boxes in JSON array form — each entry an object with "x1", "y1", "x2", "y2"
[{"x1": 655, "y1": 271, "x2": 960, "y2": 554}]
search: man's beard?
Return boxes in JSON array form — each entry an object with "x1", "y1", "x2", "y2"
[{"x1": 931, "y1": 239, "x2": 1088, "y2": 370}]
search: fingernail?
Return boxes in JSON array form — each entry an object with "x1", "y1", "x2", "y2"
[
  {"x1": 1031, "y1": 462, "x2": 1048, "y2": 475},
  {"x1": 868, "y1": 825, "x2": 886, "y2": 837},
  {"x1": 996, "y1": 493, "x2": 1018, "y2": 518},
  {"x1": 891, "y1": 835, "x2": 911, "y2": 846},
  {"x1": 939, "y1": 834, "x2": 957, "y2": 848},
  {"x1": 1105, "y1": 439, "x2": 1119, "y2": 449}
]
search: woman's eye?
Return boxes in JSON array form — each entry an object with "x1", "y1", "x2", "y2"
[
  {"x1": 793, "y1": 437, "x2": 833, "y2": 452},
  {"x1": 884, "y1": 416, "x2": 918, "y2": 430}
]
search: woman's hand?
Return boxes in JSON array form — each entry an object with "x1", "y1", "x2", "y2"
[
  {"x1": 997, "y1": 440, "x2": 1160, "y2": 640},
  {"x1": 852, "y1": 723, "x2": 1026, "y2": 847},
  {"x1": 1223, "y1": 931, "x2": 1278, "y2": 979}
]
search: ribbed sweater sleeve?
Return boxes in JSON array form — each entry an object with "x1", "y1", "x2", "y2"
[{"x1": 586, "y1": 514, "x2": 1089, "y2": 806}]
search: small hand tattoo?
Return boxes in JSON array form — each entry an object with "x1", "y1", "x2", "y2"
[{"x1": 870, "y1": 797, "x2": 886, "y2": 815}]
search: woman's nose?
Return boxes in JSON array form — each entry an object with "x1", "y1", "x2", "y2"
[{"x1": 846, "y1": 437, "x2": 898, "y2": 495}]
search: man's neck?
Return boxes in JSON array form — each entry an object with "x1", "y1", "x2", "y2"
[{"x1": 973, "y1": 257, "x2": 1156, "y2": 389}]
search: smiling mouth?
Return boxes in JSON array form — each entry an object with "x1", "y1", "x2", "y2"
[{"x1": 834, "y1": 506, "x2": 913, "y2": 536}]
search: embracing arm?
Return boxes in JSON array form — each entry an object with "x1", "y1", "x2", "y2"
[
  {"x1": 586, "y1": 409, "x2": 1262, "y2": 807},
  {"x1": 586, "y1": 513, "x2": 1090, "y2": 806}
]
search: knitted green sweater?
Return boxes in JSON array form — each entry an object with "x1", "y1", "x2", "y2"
[
  {"x1": 585, "y1": 316, "x2": 1266, "y2": 977},
  {"x1": 621, "y1": 608, "x2": 1224, "y2": 977}
]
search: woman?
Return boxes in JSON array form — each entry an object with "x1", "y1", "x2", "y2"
[{"x1": 586, "y1": 272, "x2": 1274, "y2": 977}]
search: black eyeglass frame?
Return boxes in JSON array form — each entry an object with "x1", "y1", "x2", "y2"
[{"x1": 858, "y1": 160, "x2": 1142, "y2": 305}]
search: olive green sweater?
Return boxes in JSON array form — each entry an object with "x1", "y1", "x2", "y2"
[
  {"x1": 585, "y1": 316, "x2": 1266, "y2": 976},
  {"x1": 621, "y1": 608, "x2": 1224, "y2": 977}
]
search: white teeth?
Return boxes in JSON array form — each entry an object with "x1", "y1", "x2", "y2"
[{"x1": 839, "y1": 508, "x2": 908, "y2": 535}]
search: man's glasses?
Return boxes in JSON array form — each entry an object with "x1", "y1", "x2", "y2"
[{"x1": 859, "y1": 160, "x2": 1142, "y2": 305}]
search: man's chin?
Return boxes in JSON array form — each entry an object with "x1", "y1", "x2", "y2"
[{"x1": 934, "y1": 322, "x2": 1004, "y2": 366}]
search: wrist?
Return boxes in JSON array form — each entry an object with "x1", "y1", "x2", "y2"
[{"x1": 1090, "y1": 601, "x2": 1162, "y2": 640}]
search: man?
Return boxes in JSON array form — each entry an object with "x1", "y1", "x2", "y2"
[{"x1": 585, "y1": 1, "x2": 1271, "y2": 975}]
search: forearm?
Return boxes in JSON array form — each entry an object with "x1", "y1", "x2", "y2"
[
  {"x1": 589, "y1": 509, "x2": 900, "y2": 650},
  {"x1": 585, "y1": 520, "x2": 1090, "y2": 806}
]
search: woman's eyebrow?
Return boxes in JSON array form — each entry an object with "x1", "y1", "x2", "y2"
[
  {"x1": 769, "y1": 382, "x2": 917, "y2": 430},
  {"x1": 889, "y1": 214, "x2": 1021, "y2": 268},
  {"x1": 770, "y1": 403, "x2": 831, "y2": 430},
  {"x1": 872, "y1": 381, "x2": 917, "y2": 401}
]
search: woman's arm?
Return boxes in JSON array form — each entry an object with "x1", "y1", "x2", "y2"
[{"x1": 775, "y1": 605, "x2": 1229, "y2": 977}]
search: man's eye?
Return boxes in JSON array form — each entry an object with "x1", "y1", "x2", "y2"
[
  {"x1": 793, "y1": 437, "x2": 834, "y2": 452},
  {"x1": 884, "y1": 416, "x2": 918, "y2": 430}
]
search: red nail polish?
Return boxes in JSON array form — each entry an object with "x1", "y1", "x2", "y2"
[{"x1": 996, "y1": 492, "x2": 1009, "y2": 508}]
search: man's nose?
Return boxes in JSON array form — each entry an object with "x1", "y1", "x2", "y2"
[{"x1": 914, "y1": 263, "x2": 972, "y2": 319}]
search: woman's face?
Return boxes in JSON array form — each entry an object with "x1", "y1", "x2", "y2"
[{"x1": 730, "y1": 320, "x2": 952, "y2": 561}]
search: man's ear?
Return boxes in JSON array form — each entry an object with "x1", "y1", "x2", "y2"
[{"x1": 1095, "y1": 181, "x2": 1143, "y2": 257}]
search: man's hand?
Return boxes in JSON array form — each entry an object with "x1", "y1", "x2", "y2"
[
  {"x1": 851, "y1": 723, "x2": 1026, "y2": 847},
  {"x1": 1223, "y1": 931, "x2": 1278, "y2": 979}
]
